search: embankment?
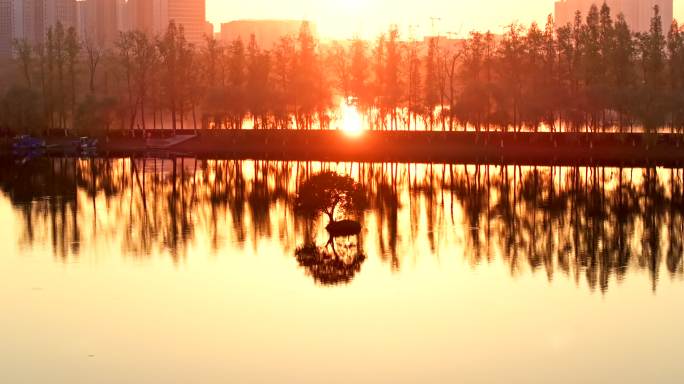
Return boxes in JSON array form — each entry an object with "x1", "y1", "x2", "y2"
[
  {"x1": 7, "y1": 130, "x2": 684, "y2": 167},
  {"x1": 165, "y1": 130, "x2": 684, "y2": 167}
]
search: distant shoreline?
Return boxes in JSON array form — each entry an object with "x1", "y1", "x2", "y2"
[{"x1": 4, "y1": 130, "x2": 684, "y2": 167}]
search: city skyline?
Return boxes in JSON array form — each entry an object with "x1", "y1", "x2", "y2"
[
  {"x1": 207, "y1": 0, "x2": 684, "y2": 39},
  {"x1": 0, "y1": 0, "x2": 212, "y2": 56},
  {"x1": 2, "y1": 0, "x2": 684, "y2": 58}
]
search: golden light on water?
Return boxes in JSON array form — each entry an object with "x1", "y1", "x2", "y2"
[
  {"x1": 340, "y1": 100, "x2": 364, "y2": 137},
  {"x1": 3, "y1": 158, "x2": 684, "y2": 382}
]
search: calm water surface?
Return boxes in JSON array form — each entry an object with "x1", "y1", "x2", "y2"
[{"x1": 1, "y1": 157, "x2": 684, "y2": 383}]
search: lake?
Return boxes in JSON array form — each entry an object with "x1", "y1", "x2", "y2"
[{"x1": 1, "y1": 157, "x2": 683, "y2": 383}]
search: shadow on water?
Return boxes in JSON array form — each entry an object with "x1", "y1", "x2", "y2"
[{"x1": 1, "y1": 156, "x2": 683, "y2": 291}]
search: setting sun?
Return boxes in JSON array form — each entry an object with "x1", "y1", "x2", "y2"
[{"x1": 340, "y1": 100, "x2": 364, "y2": 137}]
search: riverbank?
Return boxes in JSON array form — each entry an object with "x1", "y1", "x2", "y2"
[{"x1": 4, "y1": 130, "x2": 684, "y2": 167}]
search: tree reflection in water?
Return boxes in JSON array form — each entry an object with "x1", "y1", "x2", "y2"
[
  {"x1": 293, "y1": 172, "x2": 367, "y2": 285},
  {"x1": 296, "y1": 235, "x2": 366, "y2": 286},
  {"x1": 1, "y1": 156, "x2": 683, "y2": 291}
]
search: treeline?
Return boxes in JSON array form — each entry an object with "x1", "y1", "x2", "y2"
[{"x1": 0, "y1": 4, "x2": 683, "y2": 135}]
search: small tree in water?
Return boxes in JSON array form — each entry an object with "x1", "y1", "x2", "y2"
[
  {"x1": 294, "y1": 172, "x2": 367, "y2": 285},
  {"x1": 295, "y1": 172, "x2": 367, "y2": 234}
]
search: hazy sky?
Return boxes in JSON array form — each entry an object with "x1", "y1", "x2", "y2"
[{"x1": 207, "y1": 0, "x2": 684, "y2": 39}]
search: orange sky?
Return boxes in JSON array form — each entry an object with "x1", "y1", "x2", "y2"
[{"x1": 207, "y1": 0, "x2": 684, "y2": 39}]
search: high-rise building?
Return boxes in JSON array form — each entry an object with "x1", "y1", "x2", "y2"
[
  {"x1": 1, "y1": 0, "x2": 45, "y2": 57},
  {"x1": 124, "y1": 0, "x2": 206, "y2": 45},
  {"x1": 80, "y1": 0, "x2": 118, "y2": 48},
  {"x1": 2, "y1": 0, "x2": 105, "y2": 57},
  {"x1": 23, "y1": 0, "x2": 44, "y2": 45},
  {"x1": 167, "y1": 0, "x2": 205, "y2": 44},
  {"x1": 126, "y1": 0, "x2": 163, "y2": 35},
  {"x1": 0, "y1": 0, "x2": 13, "y2": 58},
  {"x1": 19, "y1": 0, "x2": 77, "y2": 44},
  {"x1": 554, "y1": 0, "x2": 673, "y2": 32},
  {"x1": 43, "y1": 0, "x2": 77, "y2": 31},
  {"x1": 115, "y1": 0, "x2": 125, "y2": 31},
  {"x1": 75, "y1": 0, "x2": 86, "y2": 37}
]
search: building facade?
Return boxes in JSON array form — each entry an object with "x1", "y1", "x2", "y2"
[
  {"x1": 17, "y1": 0, "x2": 76, "y2": 44},
  {"x1": 123, "y1": 0, "x2": 205, "y2": 45},
  {"x1": 554, "y1": 0, "x2": 674, "y2": 32},
  {"x1": 80, "y1": 0, "x2": 118, "y2": 48},
  {"x1": 1, "y1": 0, "x2": 60, "y2": 57},
  {"x1": 43, "y1": 0, "x2": 76, "y2": 32},
  {"x1": 0, "y1": 0, "x2": 12, "y2": 57},
  {"x1": 125, "y1": 0, "x2": 164, "y2": 35},
  {"x1": 2, "y1": 0, "x2": 208, "y2": 57},
  {"x1": 167, "y1": 0, "x2": 205, "y2": 45},
  {"x1": 24, "y1": 0, "x2": 44, "y2": 45}
]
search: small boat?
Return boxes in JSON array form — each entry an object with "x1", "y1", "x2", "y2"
[
  {"x1": 12, "y1": 135, "x2": 46, "y2": 151},
  {"x1": 78, "y1": 137, "x2": 98, "y2": 149},
  {"x1": 76, "y1": 137, "x2": 99, "y2": 157}
]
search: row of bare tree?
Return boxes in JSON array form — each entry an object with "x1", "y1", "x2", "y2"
[{"x1": 0, "y1": 4, "x2": 683, "y2": 135}]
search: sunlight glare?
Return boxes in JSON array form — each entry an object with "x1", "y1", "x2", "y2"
[
  {"x1": 340, "y1": 100, "x2": 364, "y2": 137},
  {"x1": 340, "y1": 0, "x2": 364, "y2": 9}
]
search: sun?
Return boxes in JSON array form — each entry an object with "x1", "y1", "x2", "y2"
[{"x1": 340, "y1": 100, "x2": 364, "y2": 137}]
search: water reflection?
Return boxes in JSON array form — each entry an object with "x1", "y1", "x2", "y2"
[
  {"x1": 1, "y1": 156, "x2": 683, "y2": 291},
  {"x1": 296, "y1": 235, "x2": 366, "y2": 285}
]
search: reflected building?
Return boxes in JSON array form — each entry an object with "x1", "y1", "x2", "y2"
[{"x1": 554, "y1": 0, "x2": 673, "y2": 32}]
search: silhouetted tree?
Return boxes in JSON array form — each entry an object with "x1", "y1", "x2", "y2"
[
  {"x1": 295, "y1": 172, "x2": 367, "y2": 223},
  {"x1": 13, "y1": 39, "x2": 33, "y2": 88},
  {"x1": 423, "y1": 36, "x2": 439, "y2": 129},
  {"x1": 636, "y1": 5, "x2": 667, "y2": 131},
  {"x1": 667, "y1": 20, "x2": 684, "y2": 131},
  {"x1": 0, "y1": 8, "x2": 682, "y2": 135},
  {"x1": 350, "y1": 37, "x2": 370, "y2": 109}
]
